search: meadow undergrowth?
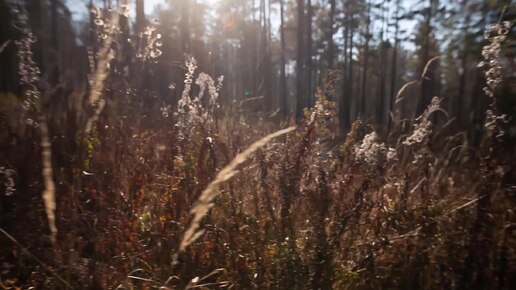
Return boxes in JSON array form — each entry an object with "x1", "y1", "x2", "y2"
[{"x1": 0, "y1": 4, "x2": 514, "y2": 290}]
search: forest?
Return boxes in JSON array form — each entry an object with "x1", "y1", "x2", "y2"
[{"x1": 0, "y1": 0, "x2": 515, "y2": 289}]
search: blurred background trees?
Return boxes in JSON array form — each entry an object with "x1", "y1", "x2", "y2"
[{"x1": 1, "y1": 0, "x2": 515, "y2": 136}]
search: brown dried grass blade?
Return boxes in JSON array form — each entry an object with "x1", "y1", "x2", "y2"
[
  {"x1": 0, "y1": 227, "x2": 72, "y2": 289},
  {"x1": 179, "y1": 126, "x2": 296, "y2": 251},
  {"x1": 394, "y1": 80, "x2": 418, "y2": 104},
  {"x1": 40, "y1": 118, "x2": 57, "y2": 243},
  {"x1": 421, "y1": 56, "x2": 440, "y2": 81},
  {"x1": 0, "y1": 40, "x2": 11, "y2": 55},
  {"x1": 395, "y1": 56, "x2": 440, "y2": 105}
]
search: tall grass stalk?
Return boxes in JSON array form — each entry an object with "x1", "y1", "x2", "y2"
[
  {"x1": 180, "y1": 126, "x2": 296, "y2": 251},
  {"x1": 10, "y1": 1, "x2": 58, "y2": 244},
  {"x1": 84, "y1": 6, "x2": 119, "y2": 134}
]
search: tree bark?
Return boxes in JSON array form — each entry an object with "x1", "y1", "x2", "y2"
[
  {"x1": 327, "y1": 0, "x2": 335, "y2": 71},
  {"x1": 136, "y1": 0, "x2": 145, "y2": 33},
  {"x1": 388, "y1": 0, "x2": 401, "y2": 131},
  {"x1": 279, "y1": 0, "x2": 288, "y2": 116},
  {"x1": 180, "y1": 0, "x2": 190, "y2": 53},
  {"x1": 416, "y1": 0, "x2": 435, "y2": 116},
  {"x1": 360, "y1": 1, "x2": 371, "y2": 119},
  {"x1": 296, "y1": 0, "x2": 306, "y2": 119},
  {"x1": 340, "y1": 0, "x2": 351, "y2": 130},
  {"x1": 376, "y1": 1, "x2": 387, "y2": 125},
  {"x1": 306, "y1": 0, "x2": 313, "y2": 106}
]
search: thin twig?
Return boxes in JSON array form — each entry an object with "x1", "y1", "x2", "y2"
[
  {"x1": 0, "y1": 40, "x2": 11, "y2": 55},
  {"x1": 0, "y1": 227, "x2": 72, "y2": 289}
]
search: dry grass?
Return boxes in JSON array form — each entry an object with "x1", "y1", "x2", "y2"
[{"x1": 0, "y1": 6, "x2": 514, "y2": 290}]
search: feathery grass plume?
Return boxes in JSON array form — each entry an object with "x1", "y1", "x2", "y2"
[
  {"x1": 180, "y1": 55, "x2": 197, "y2": 106},
  {"x1": 179, "y1": 126, "x2": 296, "y2": 251},
  {"x1": 85, "y1": 5, "x2": 120, "y2": 134},
  {"x1": 176, "y1": 56, "x2": 198, "y2": 120},
  {"x1": 354, "y1": 131, "x2": 396, "y2": 166},
  {"x1": 403, "y1": 96, "x2": 444, "y2": 146},
  {"x1": 340, "y1": 119, "x2": 363, "y2": 157},
  {"x1": 478, "y1": 21, "x2": 512, "y2": 139},
  {"x1": 136, "y1": 19, "x2": 163, "y2": 60},
  {"x1": 175, "y1": 56, "x2": 221, "y2": 141},
  {"x1": 459, "y1": 20, "x2": 513, "y2": 289},
  {"x1": 13, "y1": 26, "x2": 40, "y2": 112},
  {"x1": 10, "y1": 1, "x2": 58, "y2": 243},
  {"x1": 195, "y1": 72, "x2": 223, "y2": 116}
]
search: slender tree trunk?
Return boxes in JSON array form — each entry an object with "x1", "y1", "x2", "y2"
[
  {"x1": 375, "y1": 1, "x2": 387, "y2": 125},
  {"x1": 417, "y1": 0, "x2": 435, "y2": 116},
  {"x1": 180, "y1": 0, "x2": 190, "y2": 53},
  {"x1": 388, "y1": 0, "x2": 401, "y2": 131},
  {"x1": 50, "y1": 0, "x2": 59, "y2": 85},
  {"x1": 327, "y1": 0, "x2": 335, "y2": 71},
  {"x1": 136, "y1": 0, "x2": 145, "y2": 33},
  {"x1": 263, "y1": 0, "x2": 273, "y2": 111},
  {"x1": 306, "y1": 0, "x2": 313, "y2": 106},
  {"x1": 457, "y1": 0, "x2": 471, "y2": 130},
  {"x1": 296, "y1": 0, "x2": 306, "y2": 119},
  {"x1": 340, "y1": 1, "x2": 351, "y2": 130},
  {"x1": 267, "y1": 0, "x2": 272, "y2": 45},
  {"x1": 256, "y1": 0, "x2": 267, "y2": 110},
  {"x1": 360, "y1": 1, "x2": 371, "y2": 119},
  {"x1": 251, "y1": 0, "x2": 257, "y2": 99},
  {"x1": 349, "y1": 13, "x2": 355, "y2": 120},
  {"x1": 279, "y1": 0, "x2": 288, "y2": 116}
]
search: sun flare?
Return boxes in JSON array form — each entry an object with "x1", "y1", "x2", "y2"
[{"x1": 202, "y1": 0, "x2": 221, "y2": 6}]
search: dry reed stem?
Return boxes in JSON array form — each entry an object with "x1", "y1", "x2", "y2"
[
  {"x1": 39, "y1": 117, "x2": 57, "y2": 243},
  {"x1": 179, "y1": 126, "x2": 296, "y2": 251},
  {"x1": 0, "y1": 227, "x2": 72, "y2": 289},
  {"x1": 0, "y1": 40, "x2": 11, "y2": 55},
  {"x1": 84, "y1": 9, "x2": 119, "y2": 134},
  {"x1": 395, "y1": 56, "x2": 440, "y2": 104},
  {"x1": 9, "y1": 1, "x2": 58, "y2": 246},
  {"x1": 394, "y1": 80, "x2": 418, "y2": 104},
  {"x1": 421, "y1": 56, "x2": 440, "y2": 81}
]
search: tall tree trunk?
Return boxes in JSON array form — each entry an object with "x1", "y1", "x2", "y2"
[
  {"x1": 296, "y1": 0, "x2": 306, "y2": 119},
  {"x1": 263, "y1": 0, "x2": 273, "y2": 111},
  {"x1": 360, "y1": 1, "x2": 371, "y2": 119},
  {"x1": 135, "y1": 0, "x2": 145, "y2": 33},
  {"x1": 327, "y1": 0, "x2": 336, "y2": 71},
  {"x1": 251, "y1": 0, "x2": 257, "y2": 99},
  {"x1": 388, "y1": 0, "x2": 401, "y2": 131},
  {"x1": 376, "y1": 1, "x2": 387, "y2": 125},
  {"x1": 340, "y1": 0, "x2": 351, "y2": 130},
  {"x1": 306, "y1": 0, "x2": 313, "y2": 106},
  {"x1": 349, "y1": 12, "x2": 355, "y2": 120},
  {"x1": 279, "y1": 0, "x2": 288, "y2": 116},
  {"x1": 50, "y1": 0, "x2": 59, "y2": 85},
  {"x1": 256, "y1": 0, "x2": 266, "y2": 110},
  {"x1": 180, "y1": 0, "x2": 190, "y2": 53},
  {"x1": 457, "y1": 0, "x2": 471, "y2": 130},
  {"x1": 417, "y1": 0, "x2": 435, "y2": 116}
]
